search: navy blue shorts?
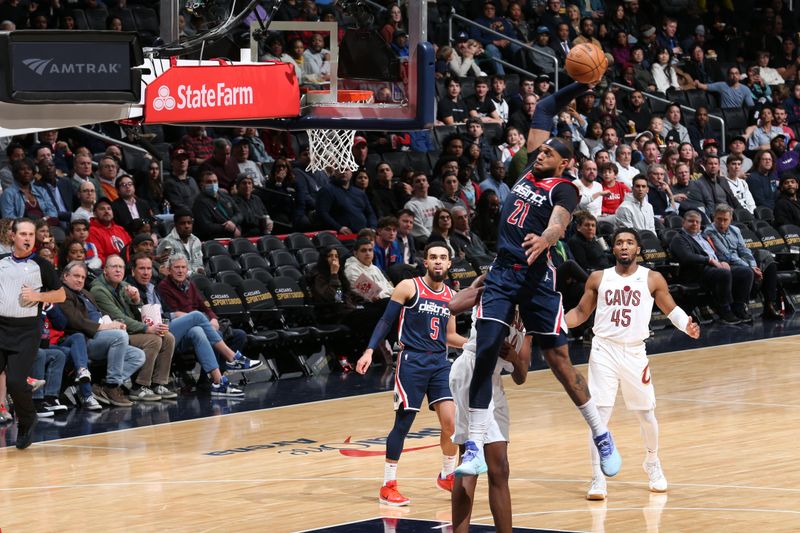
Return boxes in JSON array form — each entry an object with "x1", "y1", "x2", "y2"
[
  {"x1": 394, "y1": 350, "x2": 452, "y2": 412},
  {"x1": 477, "y1": 260, "x2": 568, "y2": 349}
]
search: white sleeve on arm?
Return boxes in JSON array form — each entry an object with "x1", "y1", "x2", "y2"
[{"x1": 667, "y1": 306, "x2": 690, "y2": 333}]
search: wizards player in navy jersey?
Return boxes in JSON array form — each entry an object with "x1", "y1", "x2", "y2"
[
  {"x1": 455, "y1": 80, "x2": 623, "y2": 482},
  {"x1": 356, "y1": 243, "x2": 467, "y2": 507}
]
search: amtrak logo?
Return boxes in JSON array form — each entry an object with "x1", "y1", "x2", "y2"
[{"x1": 22, "y1": 58, "x2": 53, "y2": 75}]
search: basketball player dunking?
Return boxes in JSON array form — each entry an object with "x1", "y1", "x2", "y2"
[
  {"x1": 456, "y1": 81, "x2": 622, "y2": 478},
  {"x1": 565, "y1": 228, "x2": 700, "y2": 500},
  {"x1": 356, "y1": 243, "x2": 467, "y2": 506}
]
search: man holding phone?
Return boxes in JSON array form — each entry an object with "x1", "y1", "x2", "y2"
[{"x1": 91, "y1": 254, "x2": 176, "y2": 401}]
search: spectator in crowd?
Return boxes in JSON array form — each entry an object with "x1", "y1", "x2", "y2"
[
  {"x1": 773, "y1": 106, "x2": 796, "y2": 147},
  {"x1": 465, "y1": 77, "x2": 502, "y2": 123},
  {"x1": 687, "y1": 106, "x2": 719, "y2": 153},
  {"x1": 657, "y1": 17, "x2": 682, "y2": 57},
  {"x1": 599, "y1": 162, "x2": 629, "y2": 220},
  {"x1": 668, "y1": 210, "x2": 746, "y2": 324},
  {"x1": 450, "y1": 205, "x2": 493, "y2": 265},
  {"x1": 0, "y1": 142, "x2": 25, "y2": 190},
  {"x1": 747, "y1": 106, "x2": 784, "y2": 151},
  {"x1": 427, "y1": 207, "x2": 464, "y2": 259},
  {"x1": 30, "y1": 345, "x2": 67, "y2": 416},
  {"x1": 773, "y1": 173, "x2": 800, "y2": 227},
  {"x1": 479, "y1": 161, "x2": 510, "y2": 202},
  {"x1": 472, "y1": 189, "x2": 501, "y2": 250},
  {"x1": 59, "y1": 260, "x2": 146, "y2": 407},
  {"x1": 672, "y1": 162, "x2": 692, "y2": 206},
  {"x1": 344, "y1": 237, "x2": 394, "y2": 303},
  {"x1": 748, "y1": 150, "x2": 779, "y2": 209},
  {"x1": 292, "y1": 146, "x2": 328, "y2": 203},
  {"x1": 368, "y1": 162, "x2": 407, "y2": 218},
  {"x1": 449, "y1": 36, "x2": 486, "y2": 78},
  {"x1": 774, "y1": 39, "x2": 800, "y2": 83},
  {"x1": 38, "y1": 158, "x2": 74, "y2": 228},
  {"x1": 373, "y1": 216, "x2": 403, "y2": 272},
  {"x1": 471, "y1": 1, "x2": 517, "y2": 76},
  {"x1": 200, "y1": 138, "x2": 233, "y2": 191},
  {"x1": 621, "y1": 90, "x2": 650, "y2": 134},
  {"x1": 233, "y1": 174, "x2": 271, "y2": 237},
  {"x1": 591, "y1": 126, "x2": 620, "y2": 161},
  {"x1": 645, "y1": 163, "x2": 677, "y2": 218},
  {"x1": 157, "y1": 255, "x2": 261, "y2": 396},
  {"x1": 154, "y1": 209, "x2": 203, "y2": 275},
  {"x1": 192, "y1": 170, "x2": 242, "y2": 240},
  {"x1": 635, "y1": 139, "x2": 661, "y2": 174},
  {"x1": 35, "y1": 129, "x2": 71, "y2": 174},
  {"x1": 629, "y1": 46, "x2": 657, "y2": 91},
  {"x1": 96, "y1": 156, "x2": 121, "y2": 201},
  {"x1": 682, "y1": 45, "x2": 723, "y2": 85},
  {"x1": 226, "y1": 138, "x2": 265, "y2": 188},
  {"x1": 302, "y1": 33, "x2": 331, "y2": 86},
  {"x1": 263, "y1": 157, "x2": 312, "y2": 231},
  {"x1": 614, "y1": 144, "x2": 638, "y2": 188},
  {"x1": 498, "y1": 126, "x2": 526, "y2": 169},
  {"x1": 687, "y1": 155, "x2": 741, "y2": 218},
  {"x1": 507, "y1": 76, "x2": 536, "y2": 116},
  {"x1": 490, "y1": 74, "x2": 509, "y2": 122},
  {"x1": 567, "y1": 210, "x2": 612, "y2": 272},
  {"x1": 307, "y1": 245, "x2": 350, "y2": 316},
  {"x1": 439, "y1": 173, "x2": 469, "y2": 214},
  {"x1": 705, "y1": 204, "x2": 783, "y2": 321},
  {"x1": 69, "y1": 219, "x2": 102, "y2": 271},
  {"x1": 395, "y1": 209, "x2": 418, "y2": 266},
  {"x1": 720, "y1": 136, "x2": 753, "y2": 176},
  {"x1": 661, "y1": 103, "x2": 690, "y2": 144},
  {"x1": 756, "y1": 51, "x2": 784, "y2": 87},
  {"x1": 614, "y1": 175, "x2": 655, "y2": 232},
  {"x1": 91, "y1": 254, "x2": 176, "y2": 402},
  {"x1": 437, "y1": 76, "x2": 469, "y2": 125},
  {"x1": 87, "y1": 198, "x2": 131, "y2": 265},
  {"x1": 573, "y1": 16, "x2": 602, "y2": 49},
  {"x1": 1, "y1": 158, "x2": 56, "y2": 221},
  {"x1": 316, "y1": 169, "x2": 377, "y2": 235},
  {"x1": 352, "y1": 136, "x2": 369, "y2": 169},
  {"x1": 724, "y1": 155, "x2": 756, "y2": 213},
  {"x1": 551, "y1": 22, "x2": 572, "y2": 67},
  {"x1": 541, "y1": 0, "x2": 567, "y2": 36},
  {"x1": 695, "y1": 66, "x2": 755, "y2": 109},
  {"x1": 404, "y1": 172, "x2": 444, "y2": 241},
  {"x1": 770, "y1": 134, "x2": 798, "y2": 175},
  {"x1": 508, "y1": 94, "x2": 538, "y2": 141},
  {"x1": 744, "y1": 65, "x2": 772, "y2": 105},
  {"x1": 110, "y1": 175, "x2": 154, "y2": 235},
  {"x1": 651, "y1": 47, "x2": 680, "y2": 94},
  {"x1": 163, "y1": 148, "x2": 199, "y2": 212},
  {"x1": 574, "y1": 159, "x2": 603, "y2": 217},
  {"x1": 380, "y1": 3, "x2": 404, "y2": 43},
  {"x1": 783, "y1": 83, "x2": 800, "y2": 128},
  {"x1": 137, "y1": 160, "x2": 166, "y2": 216},
  {"x1": 531, "y1": 26, "x2": 556, "y2": 76}
]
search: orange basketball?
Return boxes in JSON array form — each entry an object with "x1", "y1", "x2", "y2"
[{"x1": 565, "y1": 43, "x2": 608, "y2": 84}]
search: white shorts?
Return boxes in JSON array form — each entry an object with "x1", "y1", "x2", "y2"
[
  {"x1": 588, "y1": 336, "x2": 655, "y2": 411},
  {"x1": 450, "y1": 350, "x2": 510, "y2": 445}
]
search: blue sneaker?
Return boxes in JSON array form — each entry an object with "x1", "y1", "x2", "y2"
[
  {"x1": 593, "y1": 431, "x2": 622, "y2": 477},
  {"x1": 225, "y1": 351, "x2": 263, "y2": 372},
  {"x1": 454, "y1": 440, "x2": 488, "y2": 477}
]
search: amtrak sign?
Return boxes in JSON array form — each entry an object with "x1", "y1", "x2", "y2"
[{"x1": 144, "y1": 60, "x2": 300, "y2": 123}]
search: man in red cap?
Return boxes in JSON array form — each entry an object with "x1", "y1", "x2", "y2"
[{"x1": 352, "y1": 135, "x2": 369, "y2": 168}]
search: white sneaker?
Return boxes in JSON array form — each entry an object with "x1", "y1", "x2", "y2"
[
  {"x1": 587, "y1": 476, "x2": 607, "y2": 500},
  {"x1": 643, "y1": 460, "x2": 668, "y2": 492},
  {"x1": 82, "y1": 395, "x2": 103, "y2": 411}
]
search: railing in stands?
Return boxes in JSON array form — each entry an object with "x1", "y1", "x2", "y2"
[
  {"x1": 611, "y1": 83, "x2": 726, "y2": 147},
  {"x1": 447, "y1": 12, "x2": 559, "y2": 92}
]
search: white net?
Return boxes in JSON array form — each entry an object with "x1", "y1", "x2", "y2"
[
  {"x1": 305, "y1": 89, "x2": 373, "y2": 173},
  {"x1": 306, "y1": 128, "x2": 360, "y2": 173}
]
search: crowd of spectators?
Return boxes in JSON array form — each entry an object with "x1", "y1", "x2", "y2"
[{"x1": 2, "y1": 0, "x2": 800, "y2": 422}]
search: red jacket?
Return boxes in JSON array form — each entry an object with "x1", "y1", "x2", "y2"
[
  {"x1": 156, "y1": 277, "x2": 217, "y2": 320},
  {"x1": 87, "y1": 218, "x2": 131, "y2": 265}
]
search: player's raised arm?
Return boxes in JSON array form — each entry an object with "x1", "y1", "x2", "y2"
[
  {"x1": 565, "y1": 270, "x2": 602, "y2": 329},
  {"x1": 649, "y1": 270, "x2": 700, "y2": 339},
  {"x1": 527, "y1": 82, "x2": 591, "y2": 153},
  {"x1": 356, "y1": 279, "x2": 415, "y2": 374},
  {"x1": 448, "y1": 274, "x2": 486, "y2": 316}
]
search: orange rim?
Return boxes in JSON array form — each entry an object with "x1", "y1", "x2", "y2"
[{"x1": 306, "y1": 89, "x2": 373, "y2": 103}]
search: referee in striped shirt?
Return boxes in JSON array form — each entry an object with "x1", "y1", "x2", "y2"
[{"x1": 0, "y1": 218, "x2": 65, "y2": 449}]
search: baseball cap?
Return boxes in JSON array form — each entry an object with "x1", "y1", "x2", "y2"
[
  {"x1": 729, "y1": 135, "x2": 746, "y2": 145},
  {"x1": 537, "y1": 74, "x2": 551, "y2": 82},
  {"x1": 353, "y1": 135, "x2": 367, "y2": 147},
  {"x1": 635, "y1": 130, "x2": 654, "y2": 143},
  {"x1": 455, "y1": 31, "x2": 469, "y2": 42},
  {"x1": 536, "y1": 26, "x2": 550, "y2": 35},
  {"x1": 702, "y1": 138, "x2": 718, "y2": 149},
  {"x1": 172, "y1": 148, "x2": 189, "y2": 159},
  {"x1": 695, "y1": 25, "x2": 706, "y2": 36},
  {"x1": 236, "y1": 172, "x2": 253, "y2": 185},
  {"x1": 664, "y1": 129, "x2": 681, "y2": 145},
  {"x1": 641, "y1": 25, "x2": 656, "y2": 37},
  {"x1": 132, "y1": 234, "x2": 154, "y2": 248}
]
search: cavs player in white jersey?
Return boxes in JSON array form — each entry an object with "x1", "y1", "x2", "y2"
[{"x1": 566, "y1": 227, "x2": 700, "y2": 500}]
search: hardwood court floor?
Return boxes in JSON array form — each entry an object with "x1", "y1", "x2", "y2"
[{"x1": 1, "y1": 336, "x2": 798, "y2": 533}]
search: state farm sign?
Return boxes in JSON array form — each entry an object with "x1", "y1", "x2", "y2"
[{"x1": 144, "y1": 61, "x2": 299, "y2": 123}]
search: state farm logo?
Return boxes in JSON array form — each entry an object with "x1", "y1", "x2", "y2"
[
  {"x1": 152, "y1": 86, "x2": 176, "y2": 111},
  {"x1": 151, "y1": 82, "x2": 254, "y2": 112}
]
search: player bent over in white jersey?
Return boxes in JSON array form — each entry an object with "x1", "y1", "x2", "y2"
[
  {"x1": 565, "y1": 227, "x2": 700, "y2": 500},
  {"x1": 448, "y1": 277, "x2": 531, "y2": 533}
]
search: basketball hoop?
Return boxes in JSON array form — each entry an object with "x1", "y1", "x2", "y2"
[{"x1": 304, "y1": 89, "x2": 373, "y2": 173}]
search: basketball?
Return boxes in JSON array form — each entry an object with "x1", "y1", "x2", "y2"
[{"x1": 565, "y1": 43, "x2": 608, "y2": 84}]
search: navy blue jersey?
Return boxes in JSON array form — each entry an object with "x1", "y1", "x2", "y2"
[
  {"x1": 397, "y1": 277, "x2": 453, "y2": 354},
  {"x1": 496, "y1": 166, "x2": 579, "y2": 264}
]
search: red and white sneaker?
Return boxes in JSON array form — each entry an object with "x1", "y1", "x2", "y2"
[
  {"x1": 436, "y1": 472, "x2": 454, "y2": 492},
  {"x1": 379, "y1": 481, "x2": 411, "y2": 506},
  {"x1": 27, "y1": 377, "x2": 46, "y2": 393}
]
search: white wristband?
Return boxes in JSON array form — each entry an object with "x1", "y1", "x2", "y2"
[{"x1": 667, "y1": 307, "x2": 690, "y2": 333}]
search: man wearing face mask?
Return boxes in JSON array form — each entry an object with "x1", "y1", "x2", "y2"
[{"x1": 191, "y1": 170, "x2": 243, "y2": 241}]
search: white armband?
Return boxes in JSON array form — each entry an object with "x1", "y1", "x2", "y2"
[{"x1": 667, "y1": 307, "x2": 690, "y2": 333}]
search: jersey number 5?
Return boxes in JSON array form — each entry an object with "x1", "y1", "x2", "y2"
[
  {"x1": 506, "y1": 199, "x2": 530, "y2": 228},
  {"x1": 611, "y1": 308, "x2": 631, "y2": 327},
  {"x1": 430, "y1": 317, "x2": 440, "y2": 340}
]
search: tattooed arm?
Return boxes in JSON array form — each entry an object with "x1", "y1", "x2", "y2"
[{"x1": 523, "y1": 205, "x2": 573, "y2": 265}]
